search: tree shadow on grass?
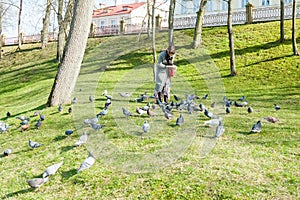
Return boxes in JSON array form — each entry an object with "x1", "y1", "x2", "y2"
[
  {"x1": 0, "y1": 104, "x2": 47, "y2": 121},
  {"x1": 2, "y1": 188, "x2": 33, "y2": 199},
  {"x1": 61, "y1": 169, "x2": 77, "y2": 179},
  {"x1": 60, "y1": 145, "x2": 74, "y2": 154}
]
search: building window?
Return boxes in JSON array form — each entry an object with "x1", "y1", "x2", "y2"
[
  {"x1": 206, "y1": 0, "x2": 212, "y2": 12},
  {"x1": 193, "y1": 0, "x2": 200, "y2": 12},
  {"x1": 222, "y1": 0, "x2": 228, "y2": 10},
  {"x1": 241, "y1": 0, "x2": 248, "y2": 8},
  {"x1": 100, "y1": 20, "x2": 105, "y2": 28},
  {"x1": 262, "y1": 0, "x2": 270, "y2": 6},
  {"x1": 284, "y1": 0, "x2": 292, "y2": 3},
  {"x1": 181, "y1": 0, "x2": 188, "y2": 14},
  {"x1": 111, "y1": 19, "x2": 117, "y2": 26}
]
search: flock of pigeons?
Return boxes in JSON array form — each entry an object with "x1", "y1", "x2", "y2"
[{"x1": 0, "y1": 89, "x2": 280, "y2": 190}]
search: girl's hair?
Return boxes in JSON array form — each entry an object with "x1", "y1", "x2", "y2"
[{"x1": 167, "y1": 45, "x2": 175, "y2": 54}]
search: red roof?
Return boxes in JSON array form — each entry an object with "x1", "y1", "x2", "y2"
[{"x1": 93, "y1": 2, "x2": 146, "y2": 17}]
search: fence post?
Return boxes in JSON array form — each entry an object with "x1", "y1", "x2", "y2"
[{"x1": 246, "y1": 3, "x2": 254, "y2": 24}]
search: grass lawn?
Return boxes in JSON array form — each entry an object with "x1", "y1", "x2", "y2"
[{"x1": 0, "y1": 20, "x2": 299, "y2": 199}]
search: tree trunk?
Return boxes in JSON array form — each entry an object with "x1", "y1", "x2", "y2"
[
  {"x1": 292, "y1": 0, "x2": 299, "y2": 55},
  {"x1": 62, "y1": 0, "x2": 75, "y2": 40},
  {"x1": 17, "y1": 0, "x2": 23, "y2": 51},
  {"x1": 192, "y1": 0, "x2": 207, "y2": 49},
  {"x1": 227, "y1": 0, "x2": 237, "y2": 76},
  {"x1": 56, "y1": 0, "x2": 64, "y2": 62},
  {"x1": 0, "y1": 2, "x2": 3, "y2": 59},
  {"x1": 41, "y1": 0, "x2": 52, "y2": 49},
  {"x1": 168, "y1": 0, "x2": 176, "y2": 46},
  {"x1": 147, "y1": 0, "x2": 151, "y2": 39},
  {"x1": 152, "y1": 0, "x2": 157, "y2": 82},
  {"x1": 280, "y1": 0, "x2": 284, "y2": 42},
  {"x1": 47, "y1": 0, "x2": 95, "y2": 106}
]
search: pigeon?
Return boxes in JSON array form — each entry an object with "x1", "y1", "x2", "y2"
[
  {"x1": 0, "y1": 122, "x2": 10, "y2": 133},
  {"x1": 234, "y1": 101, "x2": 244, "y2": 107},
  {"x1": 238, "y1": 96, "x2": 245, "y2": 101},
  {"x1": 204, "y1": 118, "x2": 222, "y2": 127},
  {"x1": 58, "y1": 104, "x2": 63, "y2": 112},
  {"x1": 89, "y1": 95, "x2": 94, "y2": 102},
  {"x1": 210, "y1": 102, "x2": 216, "y2": 108},
  {"x1": 74, "y1": 131, "x2": 88, "y2": 147},
  {"x1": 27, "y1": 177, "x2": 49, "y2": 190},
  {"x1": 202, "y1": 94, "x2": 208, "y2": 99},
  {"x1": 173, "y1": 94, "x2": 182, "y2": 101},
  {"x1": 199, "y1": 103, "x2": 205, "y2": 112},
  {"x1": 77, "y1": 151, "x2": 95, "y2": 173},
  {"x1": 247, "y1": 106, "x2": 253, "y2": 113},
  {"x1": 226, "y1": 107, "x2": 231, "y2": 114},
  {"x1": 71, "y1": 97, "x2": 78, "y2": 104},
  {"x1": 29, "y1": 140, "x2": 43, "y2": 149},
  {"x1": 4, "y1": 148, "x2": 12, "y2": 156},
  {"x1": 33, "y1": 111, "x2": 40, "y2": 116},
  {"x1": 68, "y1": 107, "x2": 72, "y2": 114},
  {"x1": 136, "y1": 106, "x2": 147, "y2": 116},
  {"x1": 96, "y1": 108, "x2": 108, "y2": 118},
  {"x1": 204, "y1": 109, "x2": 214, "y2": 119},
  {"x1": 20, "y1": 124, "x2": 30, "y2": 131},
  {"x1": 176, "y1": 114, "x2": 184, "y2": 126},
  {"x1": 142, "y1": 121, "x2": 150, "y2": 133},
  {"x1": 187, "y1": 103, "x2": 193, "y2": 114},
  {"x1": 102, "y1": 90, "x2": 108, "y2": 96},
  {"x1": 122, "y1": 107, "x2": 133, "y2": 117},
  {"x1": 141, "y1": 102, "x2": 151, "y2": 111},
  {"x1": 105, "y1": 95, "x2": 112, "y2": 100},
  {"x1": 39, "y1": 114, "x2": 45, "y2": 121},
  {"x1": 240, "y1": 101, "x2": 248, "y2": 107},
  {"x1": 20, "y1": 118, "x2": 30, "y2": 125},
  {"x1": 164, "y1": 111, "x2": 173, "y2": 120},
  {"x1": 250, "y1": 120, "x2": 262, "y2": 133},
  {"x1": 104, "y1": 99, "x2": 111, "y2": 109},
  {"x1": 151, "y1": 103, "x2": 156, "y2": 110},
  {"x1": 263, "y1": 116, "x2": 279, "y2": 123},
  {"x1": 147, "y1": 109, "x2": 155, "y2": 117},
  {"x1": 42, "y1": 161, "x2": 64, "y2": 178},
  {"x1": 65, "y1": 129, "x2": 74, "y2": 136},
  {"x1": 16, "y1": 116, "x2": 26, "y2": 121},
  {"x1": 35, "y1": 119, "x2": 42, "y2": 129},
  {"x1": 274, "y1": 104, "x2": 280, "y2": 111},
  {"x1": 119, "y1": 92, "x2": 131, "y2": 98},
  {"x1": 6, "y1": 112, "x2": 11, "y2": 117},
  {"x1": 90, "y1": 123, "x2": 102, "y2": 131},
  {"x1": 215, "y1": 121, "x2": 225, "y2": 138}
]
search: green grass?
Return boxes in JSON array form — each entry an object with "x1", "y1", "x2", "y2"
[{"x1": 0, "y1": 20, "x2": 299, "y2": 199}]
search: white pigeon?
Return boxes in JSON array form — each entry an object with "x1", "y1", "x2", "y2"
[
  {"x1": 215, "y1": 121, "x2": 225, "y2": 138},
  {"x1": 142, "y1": 121, "x2": 150, "y2": 133},
  {"x1": 77, "y1": 151, "x2": 95, "y2": 173},
  {"x1": 74, "y1": 132, "x2": 88, "y2": 147},
  {"x1": 42, "y1": 161, "x2": 64, "y2": 178},
  {"x1": 204, "y1": 118, "x2": 222, "y2": 127},
  {"x1": 119, "y1": 92, "x2": 131, "y2": 98}
]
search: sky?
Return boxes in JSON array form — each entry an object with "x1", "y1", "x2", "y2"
[{"x1": 2, "y1": 0, "x2": 141, "y2": 38}]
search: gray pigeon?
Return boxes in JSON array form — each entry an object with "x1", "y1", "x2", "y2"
[
  {"x1": 39, "y1": 114, "x2": 45, "y2": 121},
  {"x1": 74, "y1": 131, "x2": 88, "y2": 147},
  {"x1": 89, "y1": 95, "x2": 94, "y2": 102},
  {"x1": 204, "y1": 118, "x2": 222, "y2": 127},
  {"x1": 91, "y1": 123, "x2": 102, "y2": 131},
  {"x1": 71, "y1": 97, "x2": 77, "y2": 104},
  {"x1": 176, "y1": 114, "x2": 184, "y2": 126},
  {"x1": 77, "y1": 151, "x2": 95, "y2": 173},
  {"x1": 122, "y1": 107, "x2": 133, "y2": 117},
  {"x1": 204, "y1": 109, "x2": 214, "y2": 119},
  {"x1": 247, "y1": 106, "x2": 253, "y2": 113},
  {"x1": 58, "y1": 104, "x2": 63, "y2": 112},
  {"x1": 119, "y1": 92, "x2": 131, "y2": 98},
  {"x1": 226, "y1": 107, "x2": 231, "y2": 114},
  {"x1": 96, "y1": 108, "x2": 108, "y2": 118},
  {"x1": 42, "y1": 161, "x2": 64, "y2": 178},
  {"x1": 215, "y1": 121, "x2": 225, "y2": 138},
  {"x1": 164, "y1": 111, "x2": 173, "y2": 120},
  {"x1": 35, "y1": 119, "x2": 42, "y2": 129},
  {"x1": 250, "y1": 120, "x2": 262, "y2": 133},
  {"x1": 29, "y1": 140, "x2": 43, "y2": 149},
  {"x1": 4, "y1": 148, "x2": 12, "y2": 156},
  {"x1": 142, "y1": 121, "x2": 150, "y2": 133},
  {"x1": 27, "y1": 176, "x2": 49, "y2": 190}
]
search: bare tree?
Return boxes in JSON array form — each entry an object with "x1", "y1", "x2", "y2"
[
  {"x1": 0, "y1": 2, "x2": 3, "y2": 59},
  {"x1": 147, "y1": 0, "x2": 151, "y2": 39},
  {"x1": 152, "y1": 0, "x2": 157, "y2": 81},
  {"x1": 56, "y1": 0, "x2": 75, "y2": 62},
  {"x1": 17, "y1": 0, "x2": 22, "y2": 51},
  {"x1": 192, "y1": 0, "x2": 207, "y2": 48},
  {"x1": 279, "y1": 0, "x2": 284, "y2": 42},
  {"x1": 292, "y1": 0, "x2": 299, "y2": 55},
  {"x1": 47, "y1": 0, "x2": 95, "y2": 106},
  {"x1": 168, "y1": 0, "x2": 175, "y2": 46},
  {"x1": 41, "y1": 0, "x2": 52, "y2": 49},
  {"x1": 227, "y1": 0, "x2": 237, "y2": 76}
]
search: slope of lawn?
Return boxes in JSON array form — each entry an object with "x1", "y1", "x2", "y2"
[{"x1": 0, "y1": 20, "x2": 299, "y2": 199}]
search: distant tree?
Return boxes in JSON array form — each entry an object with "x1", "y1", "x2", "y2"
[
  {"x1": 292, "y1": 0, "x2": 299, "y2": 55},
  {"x1": 147, "y1": 0, "x2": 151, "y2": 39},
  {"x1": 0, "y1": 2, "x2": 3, "y2": 59},
  {"x1": 279, "y1": 0, "x2": 284, "y2": 42},
  {"x1": 192, "y1": 0, "x2": 207, "y2": 48},
  {"x1": 47, "y1": 0, "x2": 94, "y2": 106},
  {"x1": 168, "y1": 0, "x2": 175, "y2": 46},
  {"x1": 41, "y1": 0, "x2": 52, "y2": 49},
  {"x1": 227, "y1": 0, "x2": 237, "y2": 76},
  {"x1": 56, "y1": 0, "x2": 75, "y2": 63},
  {"x1": 151, "y1": 0, "x2": 157, "y2": 81},
  {"x1": 17, "y1": 0, "x2": 22, "y2": 51}
]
